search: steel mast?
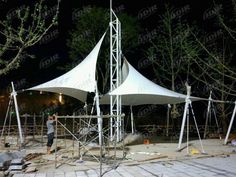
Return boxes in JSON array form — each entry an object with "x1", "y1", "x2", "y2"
[{"x1": 109, "y1": 0, "x2": 122, "y2": 142}]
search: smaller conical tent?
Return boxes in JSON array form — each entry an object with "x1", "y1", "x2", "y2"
[
  {"x1": 28, "y1": 33, "x2": 106, "y2": 102},
  {"x1": 101, "y1": 59, "x2": 202, "y2": 105}
]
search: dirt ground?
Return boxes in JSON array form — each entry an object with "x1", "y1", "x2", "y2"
[{"x1": 1, "y1": 134, "x2": 236, "y2": 174}]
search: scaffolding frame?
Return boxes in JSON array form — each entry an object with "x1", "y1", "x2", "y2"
[
  {"x1": 203, "y1": 91, "x2": 221, "y2": 139},
  {"x1": 54, "y1": 114, "x2": 126, "y2": 177},
  {"x1": 109, "y1": 0, "x2": 122, "y2": 142},
  {"x1": 177, "y1": 84, "x2": 205, "y2": 154}
]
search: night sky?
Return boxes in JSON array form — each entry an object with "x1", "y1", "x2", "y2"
[
  {"x1": 0, "y1": 0, "x2": 227, "y2": 90},
  {"x1": 0, "y1": 0, "x2": 235, "y2": 126}
]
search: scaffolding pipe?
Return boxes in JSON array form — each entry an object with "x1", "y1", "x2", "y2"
[
  {"x1": 224, "y1": 101, "x2": 236, "y2": 145},
  {"x1": 204, "y1": 92, "x2": 212, "y2": 139},
  {"x1": 130, "y1": 105, "x2": 134, "y2": 134},
  {"x1": 177, "y1": 85, "x2": 191, "y2": 150},
  {"x1": 11, "y1": 82, "x2": 24, "y2": 146}
]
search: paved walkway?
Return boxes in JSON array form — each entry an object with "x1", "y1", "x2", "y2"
[{"x1": 13, "y1": 154, "x2": 236, "y2": 177}]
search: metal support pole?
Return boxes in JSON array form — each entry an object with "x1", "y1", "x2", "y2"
[
  {"x1": 1, "y1": 96, "x2": 12, "y2": 140},
  {"x1": 109, "y1": 0, "x2": 113, "y2": 142},
  {"x1": 166, "y1": 104, "x2": 171, "y2": 137},
  {"x1": 186, "y1": 105, "x2": 189, "y2": 154},
  {"x1": 204, "y1": 92, "x2": 212, "y2": 139},
  {"x1": 55, "y1": 116, "x2": 58, "y2": 168},
  {"x1": 33, "y1": 113, "x2": 36, "y2": 141},
  {"x1": 130, "y1": 105, "x2": 134, "y2": 134},
  {"x1": 109, "y1": 2, "x2": 122, "y2": 143},
  {"x1": 11, "y1": 82, "x2": 24, "y2": 146},
  {"x1": 95, "y1": 81, "x2": 103, "y2": 176},
  {"x1": 72, "y1": 114, "x2": 75, "y2": 159},
  {"x1": 95, "y1": 82, "x2": 103, "y2": 146},
  {"x1": 189, "y1": 103, "x2": 205, "y2": 153},
  {"x1": 177, "y1": 84, "x2": 191, "y2": 150},
  {"x1": 41, "y1": 114, "x2": 44, "y2": 146},
  {"x1": 24, "y1": 115, "x2": 28, "y2": 139},
  {"x1": 224, "y1": 101, "x2": 236, "y2": 145}
]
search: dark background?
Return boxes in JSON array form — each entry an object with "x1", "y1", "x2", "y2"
[
  {"x1": 0, "y1": 0, "x2": 234, "y2": 133},
  {"x1": 0, "y1": 0, "x2": 227, "y2": 88}
]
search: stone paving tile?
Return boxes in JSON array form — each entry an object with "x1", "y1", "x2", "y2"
[
  {"x1": 65, "y1": 171, "x2": 77, "y2": 177},
  {"x1": 139, "y1": 164, "x2": 163, "y2": 176},
  {"x1": 13, "y1": 154, "x2": 236, "y2": 177},
  {"x1": 103, "y1": 170, "x2": 121, "y2": 177},
  {"x1": 115, "y1": 167, "x2": 135, "y2": 177},
  {"x1": 35, "y1": 173, "x2": 46, "y2": 177},
  {"x1": 132, "y1": 165, "x2": 154, "y2": 176},
  {"x1": 85, "y1": 169, "x2": 97, "y2": 177},
  {"x1": 23, "y1": 174, "x2": 36, "y2": 177},
  {"x1": 75, "y1": 171, "x2": 87, "y2": 177}
]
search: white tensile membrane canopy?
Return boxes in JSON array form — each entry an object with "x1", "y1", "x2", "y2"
[
  {"x1": 28, "y1": 33, "x2": 106, "y2": 102},
  {"x1": 101, "y1": 59, "x2": 202, "y2": 105}
]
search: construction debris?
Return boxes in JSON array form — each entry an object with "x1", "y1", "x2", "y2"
[
  {"x1": 231, "y1": 139, "x2": 236, "y2": 146},
  {"x1": 24, "y1": 166, "x2": 37, "y2": 173},
  {"x1": 0, "y1": 151, "x2": 26, "y2": 171},
  {"x1": 8, "y1": 158, "x2": 26, "y2": 175},
  {"x1": 176, "y1": 143, "x2": 192, "y2": 152},
  {"x1": 137, "y1": 155, "x2": 168, "y2": 162},
  {"x1": 190, "y1": 148, "x2": 200, "y2": 155},
  {"x1": 24, "y1": 153, "x2": 44, "y2": 161}
]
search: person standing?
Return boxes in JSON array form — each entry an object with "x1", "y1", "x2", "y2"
[{"x1": 46, "y1": 114, "x2": 57, "y2": 154}]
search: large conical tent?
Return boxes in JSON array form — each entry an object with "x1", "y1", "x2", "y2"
[
  {"x1": 28, "y1": 33, "x2": 106, "y2": 102},
  {"x1": 101, "y1": 59, "x2": 202, "y2": 105}
]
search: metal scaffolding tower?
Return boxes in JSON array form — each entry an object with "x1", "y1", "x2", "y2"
[{"x1": 109, "y1": 0, "x2": 122, "y2": 142}]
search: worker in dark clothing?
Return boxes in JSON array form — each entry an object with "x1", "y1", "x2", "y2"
[{"x1": 46, "y1": 114, "x2": 57, "y2": 154}]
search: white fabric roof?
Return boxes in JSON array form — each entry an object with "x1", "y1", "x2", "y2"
[
  {"x1": 101, "y1": 59, "x2": 201, "y2": 105},
  {"x1": 28, "y1": 33, "x2": 106, "y2": 102}
]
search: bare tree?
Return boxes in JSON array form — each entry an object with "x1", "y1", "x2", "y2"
[
  {"x1": 146, "y1": 6, "x2": 203, "y2": 129},
  {"x1": 0, "y1": 0, "x2": 60, "y2": 76},
  {"x1": 148, "y1": 4, "x2": 236, "y2": 134}
]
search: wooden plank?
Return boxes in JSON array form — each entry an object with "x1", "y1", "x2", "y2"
[
  {"x1": 176, "y1": 143, "x2": 192, "y2": 152},
  {"x1": 137, "y1": 155, "x2": 168, "y2": 162}
]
